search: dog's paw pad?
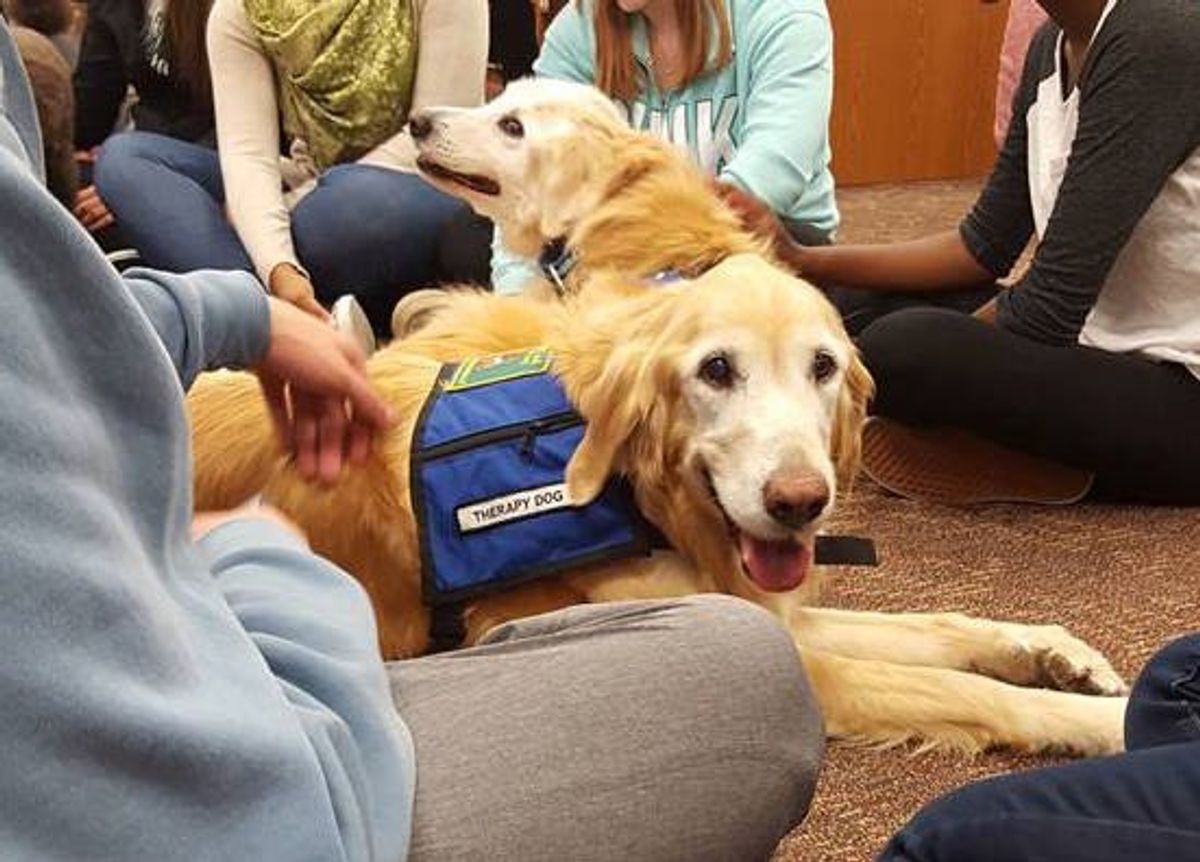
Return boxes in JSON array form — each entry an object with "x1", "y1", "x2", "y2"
[{"x1": 1025, "y1": 626, "x2": 1129, "y2": 696}]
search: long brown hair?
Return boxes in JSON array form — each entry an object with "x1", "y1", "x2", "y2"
[
  {"x1": 163, "y1": 0, "x2": 215, "y2": 110},
  {"x1": 585, "y1": 0, "x2": 732, "y2": 101}
]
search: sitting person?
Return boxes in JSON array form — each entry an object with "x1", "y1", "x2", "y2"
[
  {"x1": 879, "y1": 632, "x2": 1200, "y2": 861},
  {"x1": 95, "y1": 0, "x2": 486, "y2": 336},
  {"x1": 489, "y1": 0, "x2": 539, "y2": 85},
  {"x1": 72, "y1": 0, "x2": 217, "y2": 243},
  {"x1": 11, "y1": 25, "x2": 76, "y2": 204},
  {"x1": 2, "y1": 0, "x2": 77, "y2": 66},
  {"x1": 0, "y1": 18, "x2": 825, "y2": 859},
  {"x1": 777, "y1": 0, "x2": 1200, "y2": 506},
  {"x1": 435, "y1": 0, "x2": 838, "y2": 297}
]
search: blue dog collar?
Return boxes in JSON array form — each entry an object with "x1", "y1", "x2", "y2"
[
  {"x1": 538, "y1": 237, "x2": 578, "y2": 296},
  {"x1": 538, "y1": 234, "x2": 688, "y2": 294}
]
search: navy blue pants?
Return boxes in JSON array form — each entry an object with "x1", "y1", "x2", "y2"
[
  {"x1": 94, "y1": 131, "x2": 465, "y2": 335},
  {"x1": 879, "y1": 634, "x2": 1200, "y2": 862}
]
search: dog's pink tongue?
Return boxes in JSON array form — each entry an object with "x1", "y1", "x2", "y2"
[{"x1": 738, "y1": 535, "x2": 811, "y2": 592}]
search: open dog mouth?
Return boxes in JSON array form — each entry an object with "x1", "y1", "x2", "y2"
[
  {"x1": 415, "y1": 156, "x2": 501, "y2": 196},
  {"x1": 701, "y1": 468, "x2": 812, "y2": 593}
]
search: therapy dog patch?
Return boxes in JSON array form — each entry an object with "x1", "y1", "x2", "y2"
[
  {"x1": 456, "y1": 482, "x2": 572, "y2": 533},
  {"x1": 443, "y1": 347, "x2": 553, "y2": 392}
]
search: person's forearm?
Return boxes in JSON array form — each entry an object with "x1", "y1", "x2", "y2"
[
  {"x1": 798, "y1": 229, "x2": 994, "y2": 292},
  {"x1": 208, "y1": 0, "x2": 301, "y2": 285},
  {"x1": 124, "y1": 268, "x2": 270, "y2": 388}
]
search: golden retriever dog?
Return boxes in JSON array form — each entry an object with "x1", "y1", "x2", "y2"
[
  {"x1": 190, "y1": 255, "x2": 1127, "y2": 757},
  {"x1": 408, "y1": 77, "x2": 768, "y2": 297}
]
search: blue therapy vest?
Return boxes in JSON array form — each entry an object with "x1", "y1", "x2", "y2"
[{"x1": 411, "y1": 348, "x2": 654, "y2": 612}]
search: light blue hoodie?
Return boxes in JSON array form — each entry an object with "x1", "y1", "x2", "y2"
[
  {"x1": 494, "y1": 0, "x2": 837, "y2": 293},
  {"x1": 0, "y1": 19, "x2": 413, "y2": 860}
]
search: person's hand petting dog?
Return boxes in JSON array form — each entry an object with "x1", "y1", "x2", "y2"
[
  {"x1": 712, "y1": 180, "x2": 812, "y2": 276},
  {"x1": 255, "y1": 297, "x2": 397, "y2": 484},
  {"x1": 269, "y1": 262, "x2": 330, "y2": 321}
]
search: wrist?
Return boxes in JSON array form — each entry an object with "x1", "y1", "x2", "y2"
[
  {"x1": 788, "y1": 243, "x2": 827, "y2": 281},
  {"x1": 268, "y1": 262, "x2": 303, "y2": 294}
]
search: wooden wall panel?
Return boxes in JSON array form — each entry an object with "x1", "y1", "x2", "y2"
[{"x1": 828, "y1": 0, "x2": 1011, "y2": 185}]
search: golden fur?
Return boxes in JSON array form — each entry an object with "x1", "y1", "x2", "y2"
[{"x1": 192, "y1": 258, "x2": 1127, "y2": 758}]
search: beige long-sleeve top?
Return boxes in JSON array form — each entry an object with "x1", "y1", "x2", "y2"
[{"x1": 206, "y1": 0, "x2": 487, "y2": 285}]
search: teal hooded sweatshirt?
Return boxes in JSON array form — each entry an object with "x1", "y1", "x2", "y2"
[
  {"x1": 0, "y1": 19, "x2": 413, "y2": 860},
  {"x1": 494, "y1": 0, "x2": 837, "y2": 293}
]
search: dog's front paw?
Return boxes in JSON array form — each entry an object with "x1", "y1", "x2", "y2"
[{"x1": 1007, "y1": 624, "x2": 1129, "y2": 696}]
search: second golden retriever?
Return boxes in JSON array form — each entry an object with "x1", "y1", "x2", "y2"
[{"x1": 409, "y1": 77, "x2": 768, "y2": 296}]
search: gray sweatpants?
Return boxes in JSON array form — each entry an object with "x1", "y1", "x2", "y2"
[{"x1": 388, "y1": 595, "x2": 824, "y2": 862}]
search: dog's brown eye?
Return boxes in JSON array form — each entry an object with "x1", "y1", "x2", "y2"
[
  {"x1": 699, "y1": 353, "x2": 736, "y2": 389},
  {"x1": 812, "y1": 350, "x2": 838, "y2": 383},
  {"x1": 498, "y1": 115, "x2": 525, "y2": 138}
]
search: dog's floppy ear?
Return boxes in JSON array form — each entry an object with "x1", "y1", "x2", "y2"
[
  {"x1": 526, "y1": 118, "x2": 647, "y2": 242},
  {"x1": 564, "y1": 342, "x2": 657, "y2": 505},
  {"x1": 522, "y1": 127, "x2": 602, "y2": 242},
  {"x1": 831, "y1": 348, "x2": 875, "y2": 487},
  {"x1": 560, "y1": 286, "x2": 679, "y2": 505}
]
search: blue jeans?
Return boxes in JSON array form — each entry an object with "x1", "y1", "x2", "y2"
[
  {"x1": 95, "y1": 131, "x2": 466, "y2": 334},
  {"x1": 879, "y1": 634, "x2": 1200, "y2": 862}
]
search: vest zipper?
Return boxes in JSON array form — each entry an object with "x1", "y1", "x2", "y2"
[{"x1": 416, "y1": 411, "x2": 582, "y2": 462}]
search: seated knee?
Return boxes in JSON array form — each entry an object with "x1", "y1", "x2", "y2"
[
  {"x1": 671, "y1": 595, "x2": 825, "y2": 847},
  {"x1": 673, "y1": 594, "x2": 792, "y2": 651},
  {"x1": 881, "y1": 771, "x2": 1032, "y2": 862},
  {"x1": 94, "y1": 132, "x2": 159, "y2": 194},
  {"x1": 1126, "y1": 634, "x2": 1200, "y2": 749},
  {"x1": 672, "y1": 595, "x2": 823, "y2": 729},
  {"x1": 1132, "y1": 634, "x2": 1200, "y2": 704},
  {"x1": 858, "y1": 308, "x2": 963, "y2": 381}
]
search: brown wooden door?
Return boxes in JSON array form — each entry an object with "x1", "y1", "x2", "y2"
[{"x1": 828, "y1": 0, "x2": 1011, "y2": 185}]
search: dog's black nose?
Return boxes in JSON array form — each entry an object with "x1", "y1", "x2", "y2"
[
  {"x1": 409, "y1": 112, "x2": 433, "y2": 141},
  {"x1": 763, "y1": 474, "x2": 829, "y2": 529}
]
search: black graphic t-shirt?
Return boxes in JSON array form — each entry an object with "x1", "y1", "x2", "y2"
[{"x1": 73, "y1": 0, "x2": 214, "y2": 149}]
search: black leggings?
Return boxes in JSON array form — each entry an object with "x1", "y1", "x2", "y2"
[
  {"x1": 827, "y1": 282, "x2": 998, "y2": 336},
  {"x1": 857, "y1": 307, "x2": 1200, "y2": 504}
]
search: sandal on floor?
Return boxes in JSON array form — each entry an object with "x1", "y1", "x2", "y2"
[{"x1": 861, "y1": 418, "x2": 1095, "y2": 506}]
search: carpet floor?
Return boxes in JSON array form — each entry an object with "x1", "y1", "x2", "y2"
[{"x1": 771, "y1": 180, "x2": 1200, "y2": 861}]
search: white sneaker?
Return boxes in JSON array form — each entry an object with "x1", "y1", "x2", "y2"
[
  {"x1": 331, "y1": 294, "x2": 377, "y2": 357},
  {"x1": 105, "y1": 248, "x2": 142, "y2": 271}
]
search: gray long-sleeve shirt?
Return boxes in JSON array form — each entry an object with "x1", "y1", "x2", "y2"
[{"x1": 0, "y1": 19, "x2": 413, "y2": 860}]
